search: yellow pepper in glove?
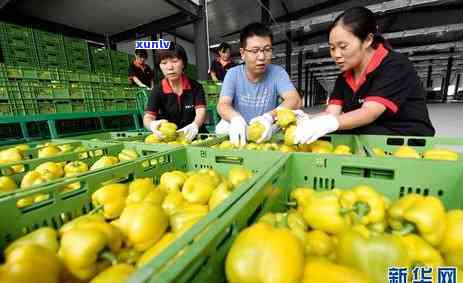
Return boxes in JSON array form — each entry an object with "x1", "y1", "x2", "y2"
[
  {"x1": 5, "y1": 227, "x2": 59, "y2": 256},
  {"x1": 89, "y1": 263, "x2": 135, "y2": 283},
  {"x1": 0, "y1": 244, "x2": 61, "y2": 283},
  {"x1": 401, "y1": 234, "x2": 444, "y2": 268},
  {"x1": 225, "y1": 222, "x2": 305, "y2": 283},
  {"x1": 340, "y1": 185, "x2": 387, "y2": 226},
  {"x1": 388, "y1": 194, "x2": 446, "y2": 246},
  {"x1": 92, "y1": 183, "x2": 129, "y2": 219},
  {"x1": 59, "y1": 226, "x2": 121, "y2": 281},
  {"x1": 112, "y1": 202, "x2": 168, "y2": 251},
  {"x1": 302, "y1": 259, "x2": 373, "y2": 283},
  {"x1": 299, "y1": 189, "x2": 351, "y2": 235},
  {"x1": 337, "y1": 228, "x2": 409, "y2": 283},
  {"x1": 170, "y1": 203, "x2": 209, "y2": 233}
]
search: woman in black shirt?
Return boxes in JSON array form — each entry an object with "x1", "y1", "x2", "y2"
[
  {"x1": 143, "y1": 43, "x2": 207, "y2": 142},
  {"x1": 210, "y1": 42, "x2": 236, "y2": 82},
  {"x1": 128, "y1": 49, "x2": 154, "y2": 89},
  {"x1": 294, "y1": 7, "x2": 435, "y2": 144}
]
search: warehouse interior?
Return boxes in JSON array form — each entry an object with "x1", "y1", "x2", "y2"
[
  {"x1": 1, "y1": 0, "x2": 462, "y2": 138},
  {"x1": 1, "y1": 1, "x2": 463, "y2": 282}
]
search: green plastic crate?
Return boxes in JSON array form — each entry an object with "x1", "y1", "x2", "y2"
[
  {"x1": 9, "y1": 99, "x2": 38, "y2": 116},
  {"x1": 199, "y1": 81, "x2": 221, "y2": 95},
  {"x1": 0, "y1": 23, "x2": 33, "y2": 40},
  {"x1": 33, "y1": 30, "x2": 63, "y2": 45},
  {"x1": 69, "y1": 83, "x2": 92, "y2": 99},
  {"x1": 0, "y1": 80, "x2": 21, "y2": 99},
  {"x1": 37, "y1": 67, "x2": 61, "y2": 81},
  {"x1": 103, "y1": 99, "x2": 128, "y2": 111},
  {"x1": 0, "y1": 64, "x2": 6, "y2": 80},
  {"x1": 0, "y1": 146, "x2": 282, "y2": 252},
  {"x1": 36, "y1": 82, "x2": 70, "y2": 99},
  {"x1": 357, "y1": 135, "x2": 463, "y2": 159},
  {"x1": 136, "y1": 150, "x2": 463, "y2": 283},
  {"x1": 0, "y1": 101, "x2": 13, "y2": 116}
]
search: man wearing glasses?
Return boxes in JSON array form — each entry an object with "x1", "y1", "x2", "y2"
[{"x1": 216, "y1": 22, "x2": 301, "y2": 146}]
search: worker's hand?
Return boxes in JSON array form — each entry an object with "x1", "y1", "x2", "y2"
[
  {"x1": 149, "y1": 119, "x2": 167, "y2": 139},
  {"x1": 177, "y1": 122, "x2": 199, "y2": 142},
  {"x1": 293, "y1": 109, "x2": 309, "y2": 123},
  {"x1": 294, "y1": 114, "x2": 339, "y2": 144},
  {"x1": 229, "y1": 115, "x2": 247, "y2": 147},
  {"x1": 249, "y1": 113, "x2": 274, "y2": 143}
]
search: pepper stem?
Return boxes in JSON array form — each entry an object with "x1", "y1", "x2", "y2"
[
  {"x1": 286, "y1": 201, "x2": 297, "y2": 207},
  {"x1": 392, "y1": 222, "x2": 416, "y2": 236},
  {"x1": 89, "y1": 205, "x2": 104, "y2": 215},
  {"x1": 100, "y1": 250, "x2": 118, "y2": 265},
  {"x1": 353, "y1": 202, "x2": 371, "y2": 224}
]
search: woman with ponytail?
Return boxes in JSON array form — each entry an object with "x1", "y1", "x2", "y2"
[{"x1": 293, "y1": 6, "x2": 435, "y2": 144}]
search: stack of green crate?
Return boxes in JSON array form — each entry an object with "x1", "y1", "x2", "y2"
[
  {"x1": 110, "y1": 50, "x2": 130, "y2": 75},
  {"x1": 90, "y1": 47, "x2": 112, "y2": 73},
  {"x1": 63, "y1": 36, "x2": 91, "y2": 72},
  {"x1": 0, "y1": 22, "x2": 39, "y2": 67},
  {"x1": 33, "y1": 30, "x2": 67, "y2": 69}
]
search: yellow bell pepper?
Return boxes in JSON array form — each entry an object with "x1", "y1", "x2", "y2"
[
  {"x1": 182, "y1": 172, "x2": 217, "y2": 204},
  {"x1": 59, "y1": 226, "x2": 121, "y2": 281},
  {"x1": 126, "y1": 178, "x2": 165, "y2": 206},
  {"x1": 290, "y1": 187, "x2": 315, "y2": 210},
  {"x1": 14, "y1": 144, "x2": 30, "y2": 152},
  {"x1": 5, "y1": 227, "x2": 59, "y2": 256},
  {"x1": 225, "y1": 222, "x2": 305, "y2": 283},
  {"x1": 169, "y1": 203, "x2": 209, "y2": 233},
  {"x1": 228, "y1": 166, "x2": 253, "y2": 187},
  {"x1": 304, "y1": 230, "x2": 335, "y2": 258},
  {"x1": 299, "y1": 189, "x2": 351, "y2": 235},
  {"x1": 333, "y1": 145, "x2": 353, "y2": 155},
  {"x1": 340, "y1": 185, "x2": 387, "y2": 226},
  {"x1": 284, "y1": 125, "x2": 296, "y2": 146},
  {"x1": 0, "y1": 175, "x2": 17, "y2": 192},
  {"x1": 117, "y1": 148, "x2": 139, "y2": 162},
  {"x1": 35, "y1": 161, "x2": 64, "y2": 181},
  {"x1": 20, "y1": 170, "x2": 46, "y2": 188},
  {"x1": 423, "y1": 148, "x2": 459, "y2": 161},
  {"x1": 64, "y1": 161, "x2": 89, "y2": 176},
  {"x1": 162, "y1": 190, "x2": 185, "y2": 216},
  {"x1": 112, "y1": 202, "x2": 168, "y2": 251},
  {"x1": 445, "y1": 251, "x2": 463, "y2": 269},
  {"x1": 275, "y1": 108, "x2": 296, "y2": 128},
  {"x1": 337, "y1": 228, "x2": 409, "y2": 283},
  {"x1": 90, "y1": 155, "x2": 119, "y2": 171},
  {"x1": 136, "y1": 232, "x2": 175, "y2": 268},
  {"x1": 38, "y1": 145, "x2": 61, "y2": 158},
  {"x1": 401, "y1": 234, "x2": 444, "y2": 267},
  {"x1": 59, "y1": 214, "x2": 106, "y2": 236},
  {"x1": 159, "y1": 170, "x2": 188, "y2": 193},
  {"x1": 0, "y1": 148, "x2": 22, "y2": 164},
  {"x1": 247, "y1": 121, "x2": 265, "y2": 142},
  {"x1": 388, "y1": 194, "x2": 446, "y2": 246},
  {"x1": 440, "y1": 209, "x2": 463, "y2": 253},
  {"x1": 393, "y1": 145, "x2": 420, "y2": 159},
  {"x1": 0, "y1": 244, "x2": 61, "y2": 283},
  {"x1": 57, "y1": 144, "x2": 74, "y2": 153},
  {"x1": 92, "y1": 183, "x2": 129, "y2": 219},
  {"x1": 302, "y1": 259, "x2": 373, "y2": 283},
  {"x1": 89, "y1": 263, "x2": 135, "y2": 283},
  {"x1": 208, "y1": 180, "x2": 233, "y2": 210},
  {"x1": 287, "y1": 210, "x2": 309, "y2": 242}
]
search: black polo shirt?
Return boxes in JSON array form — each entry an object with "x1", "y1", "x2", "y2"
[
  {"x1": 329, "y1": 44, "x2": 435, "y2": 136},
  {"x1": 210, "y1": 59, "x2": 235, "y2": 81},
  {"x1": 128, "y1": 61, "x2": 154, "y2": 87},
  {"x1": 145, "y1": 74, "x2": 208, "y2": 132}
]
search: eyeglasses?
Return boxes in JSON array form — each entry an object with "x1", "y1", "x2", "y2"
[{"x1": 244, "y1": 47, "x2": 273, "y2": 57}]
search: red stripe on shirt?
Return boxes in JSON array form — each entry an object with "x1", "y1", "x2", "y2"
[
  {"x1": 328, "y1": 99, "x2": 343, "y2": 106},
  {"x1": 364, "y1": 96, "x2": 398, "y2": 114}
]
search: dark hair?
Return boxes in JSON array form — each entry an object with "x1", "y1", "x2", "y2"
[
  {"x1": 217, "y1": 42, "x2": 231, "y2": 53},
  {"x1": 135, "y1": 49, "x2": 148, "y2": 59},
  {"x1": 240, "y1": 22, "x2": 273, "y2": 48},
  {"x1": 155, "y1": 42, "x2": 188, "y2": 66},
  {"x1": 330, "y1": 6, "x2": 392, "y2": 50}
]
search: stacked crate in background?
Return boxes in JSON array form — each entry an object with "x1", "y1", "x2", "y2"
[
  {"x1": 63, "y1": 36, "x2": 91, "y2": 72},
  {"x1": 0, "y1": 23, "x2": 38, "y2": 67}
]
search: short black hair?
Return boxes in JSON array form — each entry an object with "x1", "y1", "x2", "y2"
[
  {"x1": 240, "y1": 22, "x2": 273, "y2": 48},
  {"x1": 135, "y1": 49, "x2": 148, "y2": 59},
  {"x1": 217, "y1": 42, "x2": 231, "y2": 53},
  {"x1": 155, "y1": 42, "x2": 188, "y2": 66}
]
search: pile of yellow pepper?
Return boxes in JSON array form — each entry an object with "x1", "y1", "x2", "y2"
[
  {"x1": 0, "y1": 166, "x2": 253, "y2": 283},
  {"x1": 0, "y1": 143, "x2": 140, "y2": 208},
  {"x1": 226, "y1": 185, "x2": 463, "y2": 283}
]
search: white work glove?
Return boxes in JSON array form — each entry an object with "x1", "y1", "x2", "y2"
[
  {"x1": 149, "y1": 119, "x2": 167, "y2": 139},
  {"x1": 294, "y1": 114, "x2": 339, "y2": 144},
  {"x1": 229, "y1": 115, "x2": 248, "y2": 147},
  {"x1": 178, "y1": 122, "x2": 199, "y2": 142},
  {"x1": 249, "y1": 113, "x2": 274, "y2": 143},
  {"x1": 293, "y1": 109, "x2": 309, "y2": 123}
]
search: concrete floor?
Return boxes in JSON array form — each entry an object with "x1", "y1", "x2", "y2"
[{"x1": 303, "y1": 103, "x2": 463, "y2": 137}]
